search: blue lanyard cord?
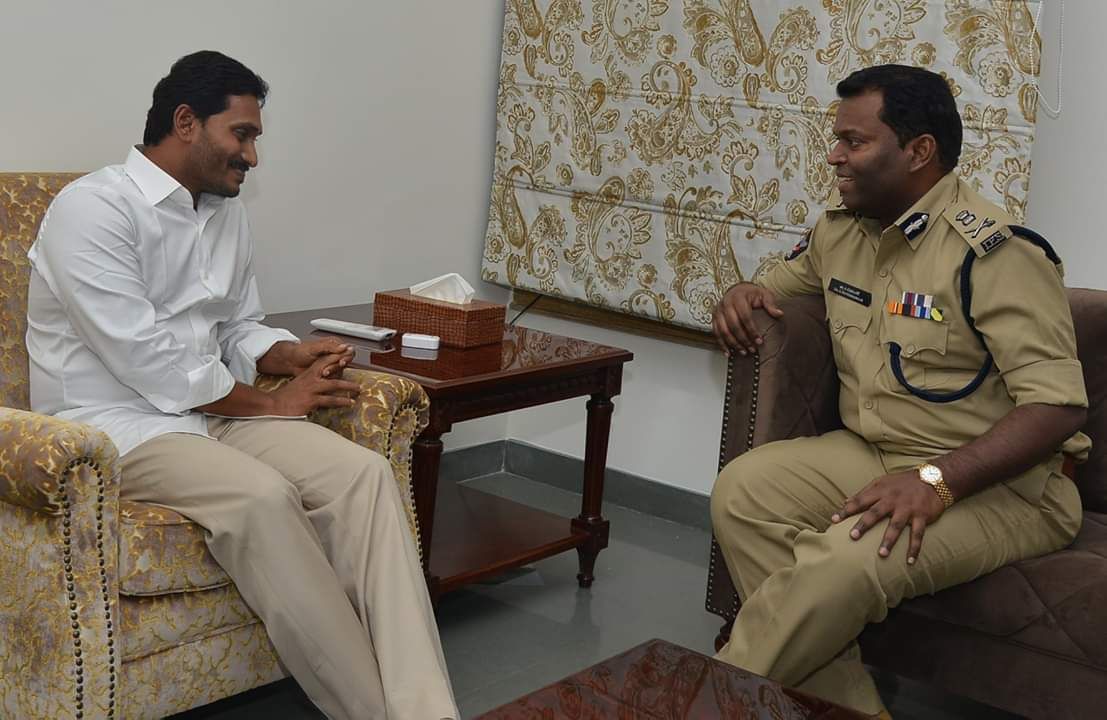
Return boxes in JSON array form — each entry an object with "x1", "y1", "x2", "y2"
[{"x1": 887, "y1": 226, "x2": 1061, "y2": 404}]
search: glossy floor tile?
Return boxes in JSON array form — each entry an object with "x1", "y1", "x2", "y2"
[{"x1": 172, "y1": 473, "x2": 1019, "y2": 720}]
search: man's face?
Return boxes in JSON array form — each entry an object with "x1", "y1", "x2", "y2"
[
  {"x1": 827, "y1": 90, "x2": 914, "y2": 219},
  {"x1": 190, "y1": 94, "x2": 262, "y2": 198}
]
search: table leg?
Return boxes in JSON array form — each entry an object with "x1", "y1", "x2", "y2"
[
  {"x1": 572, "y1": 393, "x2": 613, "y2": 588},
  {"x1": 413, "y1": 430, "x2": 444, "y2": 584}
]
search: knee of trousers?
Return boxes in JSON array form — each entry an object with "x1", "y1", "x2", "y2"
[
  {"x1": 792, "y1": 527, "x2": 894, "y2": 623},
  {"x1": 710, "y1": 451, "x2": 782, "y2": 537},
  {"x1": 335, "y1": 444, "x2": 397, "y2": 498},
  {"x1": 206, "y1": 468, "x2": 304, "y2": 540}
]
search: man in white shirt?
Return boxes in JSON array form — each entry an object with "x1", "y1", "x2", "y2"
[{"x1": 26, "y1": 50, "x2": 457, "y2": 720}]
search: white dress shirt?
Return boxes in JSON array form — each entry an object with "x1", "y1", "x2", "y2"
[{"x1": 26, "y1": 147, "x2": 297, "y2": 456}]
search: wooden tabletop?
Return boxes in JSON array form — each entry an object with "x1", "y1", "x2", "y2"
[
  {"x1": 266, "y1": 304, "x2": 634, "y2": 394},
  {"x1": 476, "y1": 639, "x2": 867, "y2": 719}
]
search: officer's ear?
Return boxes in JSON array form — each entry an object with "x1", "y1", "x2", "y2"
[{"x1": 905, "y1": 134, "x2": 939, "y2": 173}]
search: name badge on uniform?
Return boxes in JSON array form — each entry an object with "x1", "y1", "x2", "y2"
[
  {"x1": 828, "y1": 278, "x2": 871, "y2": 307},
  {"x1": 887, "y1": 291, "x2": 944, "y2": 322}
]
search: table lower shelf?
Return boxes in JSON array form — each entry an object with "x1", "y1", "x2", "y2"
[{"x1": 428, "y1": 480, "x2": 590, "y2": 598}]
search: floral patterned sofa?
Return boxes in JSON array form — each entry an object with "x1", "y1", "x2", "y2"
[{"x1": 0, "y1": 173, "x2": 431, "y2": 719}]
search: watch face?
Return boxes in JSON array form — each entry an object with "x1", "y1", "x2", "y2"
[{"x1": 920, "y1": 465, "x2": 942, "y2": 484}]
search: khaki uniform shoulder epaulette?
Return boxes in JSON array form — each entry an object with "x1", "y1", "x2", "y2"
[
  {"x1": 942, "y1": 182, "x2": 1065, "y2": 276},
  {"x1": 941, "y1": 185, "x2": 1018, "y2": 258}
]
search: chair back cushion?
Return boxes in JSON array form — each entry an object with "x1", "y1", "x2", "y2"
[
  {"x1": 1070, "y1": 288, "x2": 1107, "y2": 512},
  {"x1": 0, "y1": 173, "x2": 83, "y2": 410}
]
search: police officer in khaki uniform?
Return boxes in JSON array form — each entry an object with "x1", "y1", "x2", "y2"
[{"x1": 710, "y1": 64, "x2": 1090, "y2": 717}]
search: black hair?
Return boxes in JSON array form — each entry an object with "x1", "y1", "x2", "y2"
[
  {"x1": 143, "y1": 51, "x2": 268, "y2": 146},
  {"x1": 837, "y1": 64, "x2": 962, "y2": 172}
]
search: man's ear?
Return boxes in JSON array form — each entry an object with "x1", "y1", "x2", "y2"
[
  {"x1": 171, "y1": 104, "x2": 199, "y2": 143},
  {"x1": 906, "y1": 134, "x2": 938, "y2": 172}
]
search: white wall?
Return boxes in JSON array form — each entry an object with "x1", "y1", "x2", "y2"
[
  {"x1": 2, "y1": 1, "x2": 1101, "y2": 493},
  {"x1": 1026, "y1": 0, "x2": 1107, "y2": 291}
]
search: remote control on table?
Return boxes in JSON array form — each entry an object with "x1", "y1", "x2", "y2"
[{"x1": 309, "y1": 318, "x2": 396, "y2": 342}]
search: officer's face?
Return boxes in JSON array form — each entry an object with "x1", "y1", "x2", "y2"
[{"x1": 828, "y1": 91, "x2": 914, "y2": 220}]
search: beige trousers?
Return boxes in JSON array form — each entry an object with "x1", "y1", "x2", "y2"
[
  {"x1": 710, "y1": 429, "x2": 1082, "y2": 715},
  {"x1": 120, "y1": 417, "x2": 458, "y2": 720}
]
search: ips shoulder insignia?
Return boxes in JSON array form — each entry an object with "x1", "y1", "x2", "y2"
[{"x1": 942, "y1": 190, "x2": 1015, "y2": 258}]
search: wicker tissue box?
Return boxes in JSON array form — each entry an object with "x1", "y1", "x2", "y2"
[{"x1": 372, "y1": 289, "x2": 506, "y2": 348}]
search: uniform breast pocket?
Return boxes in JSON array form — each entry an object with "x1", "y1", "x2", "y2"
[
  {"x1": 827, "y1": 297, "x2": 872, "y2": 372},
  {"x1": 880, "y1": 314, "x2": 950, "y2": 393}
]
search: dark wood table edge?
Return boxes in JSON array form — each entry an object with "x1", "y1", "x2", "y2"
[{"x1": 473, "y1": 638, "x2": 870, "y2": 719}]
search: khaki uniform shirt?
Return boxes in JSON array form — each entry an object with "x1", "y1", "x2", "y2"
[{"x1": 754, "y1": 172, "x2": 1090, "y2": 498}]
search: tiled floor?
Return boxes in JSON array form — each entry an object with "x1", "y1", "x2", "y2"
[{"x1": 172, "y1": 473, "x2": 1019, "y2": 720}]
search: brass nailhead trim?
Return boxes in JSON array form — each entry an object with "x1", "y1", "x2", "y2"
[
  {"x1": 94, "y1": 468, "x2": 117, "y2": 718},
  {"x1": 709, "y1": 351, "x2": 761, "y2": 619},
  {"x1": 732, "y1": 353, "x2": 761, "y2": 618},
  {"x1": 57, "y1": 457, "x2": 117, "y2": 719}
]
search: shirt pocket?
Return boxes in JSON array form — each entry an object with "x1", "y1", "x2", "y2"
[
  {"x1": 880, "y1": 313, "x2": 950, "y2": 393},
  {"x1": 923, "y1": 367, "x2": 981, "y2": 393},
  {"x1": 827, "y1": 296, "x2": 872, "y2": 372}
]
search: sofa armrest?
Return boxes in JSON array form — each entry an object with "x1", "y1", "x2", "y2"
[
  {"x1": 708, "y1": 294, "x2": 841, "y2": 628},
  {"x1": 0, "y1": 406, "x2": 120, "y2": 515},
  {"x1": 719, "y1": 294, "x2": 841, "y2": 467},
  {"x1": 255, "y1": 369, "x2": 430, "y2": 555},
  {"x1": 0, "y1": 407, "x2": 121, "y2": 719}
]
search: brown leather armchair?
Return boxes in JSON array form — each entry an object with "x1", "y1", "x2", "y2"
[
  {"x1": 705, "y1": 290, "x2": 1107, "y2": 720},
  {"x1": 0, "y1": 174, "x2": 431, "y2": 719}
]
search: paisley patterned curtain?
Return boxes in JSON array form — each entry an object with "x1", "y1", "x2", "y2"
[{"x1": 482, "y1": 0, "x2": 1043, "y2": 331}]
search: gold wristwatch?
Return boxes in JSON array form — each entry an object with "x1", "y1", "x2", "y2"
[{"x1": 918, "y1": 464, "x2": 955, "y2": 508}]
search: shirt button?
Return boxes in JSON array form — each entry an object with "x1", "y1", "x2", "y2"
[
  {"x1": 834, "y1": 319, "x2": 843, "y2": 329},
  {"x1": 906, "y1": 344, "x2": 917, "y2": 356},
  {"x1": 864, "y1": 401, "x2": 874, "y2": 410},
  {"x1": 879, "y1": 268, "x2": 888, "y2": 278}
]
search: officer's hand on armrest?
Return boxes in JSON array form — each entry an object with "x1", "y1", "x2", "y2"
[{"x1": 712, "y1": 282, "x2": 784, "y2": 356}]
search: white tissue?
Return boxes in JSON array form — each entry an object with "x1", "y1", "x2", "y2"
[{"x1": 409, "y1": 272, "x2": 475, "y2": 304}]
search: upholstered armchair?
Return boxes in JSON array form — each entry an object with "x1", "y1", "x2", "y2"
[
  {"x1": 705, "y1": 291, "x2": 1107, "y2": 720},
  {"x1": 0, "y1": 174, "x2": 431, "y2": 719}
]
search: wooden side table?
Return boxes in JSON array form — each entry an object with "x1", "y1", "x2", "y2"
[{"x1": 266, "y1": 304, "x2": 633, "y2": 600}]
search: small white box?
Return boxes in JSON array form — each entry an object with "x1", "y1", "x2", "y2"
[
  {"x1": 400, "y1": 346, "x2": 438, "y2": 361},
  {"x1": 401, "y1": 333, "x2": 440, "y2": 350}
]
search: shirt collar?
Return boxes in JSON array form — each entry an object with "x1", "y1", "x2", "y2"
[
  {"x1": 892, "y1": 171, "x2": 960, "y2": 248},
  {"x1": 124, "y1": 145, "x2": 190, "y2": 206}
]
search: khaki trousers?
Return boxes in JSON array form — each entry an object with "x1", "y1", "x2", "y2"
[
  {"x1": 710, "y1": 429, "x2": 1081, "y2": 715},
  {"x1": 120, "y1": 417, "x2": 458, "y2": 720}
]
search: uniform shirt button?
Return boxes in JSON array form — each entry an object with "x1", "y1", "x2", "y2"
[
  {"x1": 879, "y1": 268, "x2": 888, "y2": 278},
  {"x1": 834, "y1": 319, "x2": 843, "y2": 329},
  {"x1": 906, "y1": 344, "x2": 917, "y2": 356},
  {"x1": 864, "y1": 400, "x2": 874, "y2": 410}
]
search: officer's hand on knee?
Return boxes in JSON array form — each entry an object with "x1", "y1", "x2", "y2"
[
  {"x1": 830, "y1": 470, "x2": 946, "y2": 565},
  {"x1": 712, "y1": 283, "x2": 784, "y2": 357}
]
